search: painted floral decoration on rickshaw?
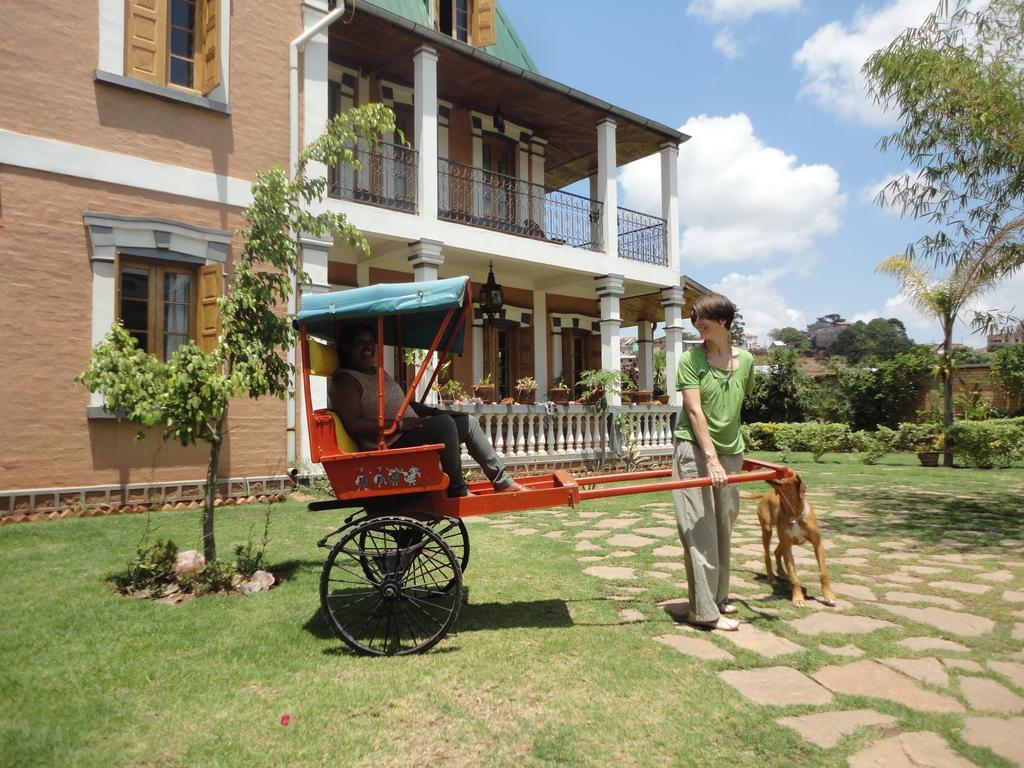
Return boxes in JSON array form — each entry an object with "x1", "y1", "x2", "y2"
[{"x1": 353, "y1": 465, "x2": 423, "y2": 491}]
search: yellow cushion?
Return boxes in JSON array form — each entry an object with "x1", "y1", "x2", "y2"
[
  {"x1": 330, "y1": 410, "x2": 360, "y2": 454},
  {"x1": 308, "y1": 337, "x2": 339, "y2": 377}
]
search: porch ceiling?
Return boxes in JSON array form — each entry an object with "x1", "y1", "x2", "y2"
[{"x1": 327, "y1": 5, "x2": 687, "y2": 189}]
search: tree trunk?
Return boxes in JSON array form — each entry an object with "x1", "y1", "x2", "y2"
[
  {"x1": 203, "y1": 406, "x2": 228, "y2": 562},
  {"x1": 942, "y1": 326, "x2": 954, "y2": 468}
]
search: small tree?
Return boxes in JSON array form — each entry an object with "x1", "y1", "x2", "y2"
[
  {"x1": 991, "y1": 343, "x2": 1024, "y2": 412},
  {"x1": 742, "y1": 347, "x2": 809, "y2": 423},
  {"x1": 78, "y1": 104, "x2": 397, "y2": 560}
]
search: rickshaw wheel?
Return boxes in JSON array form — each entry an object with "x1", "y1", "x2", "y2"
[
  {"x1": 355, "y1": 513, "x2": 469, "y2": 592},
  {"x1": 320, "y1": 516, "x2": 462, "y2": 656}
]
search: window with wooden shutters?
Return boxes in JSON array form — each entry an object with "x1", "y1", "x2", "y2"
[
  {"x1": 124, "y1": 0, "x2": 220, "y2": 94},
  {"x1": 472, "y1": 0, "x2": 497, "y2": 47},
  {"x1": 117, "y1": 257, "x2": 221, "y2": 360}
]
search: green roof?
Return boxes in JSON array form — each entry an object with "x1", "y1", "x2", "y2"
[{"x1": 364, "y1": 0, "x2": 537, "y2": 73}]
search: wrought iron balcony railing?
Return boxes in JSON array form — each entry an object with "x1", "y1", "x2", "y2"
[
  {"x1": 329, "y1": 143, "x2": 417, "y2": 213},
  {"x1": 437, "y1": 159, "x2": 603, "y2": 251},
  {"x1": 617, "y1": 206, "x2": 667, "y2": 266}
]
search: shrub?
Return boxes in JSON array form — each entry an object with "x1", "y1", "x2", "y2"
[
  {"x1": 947, "y1": 417, "x2": 1024, "y2": 468},
  {"x1": 852, "y1": 426, "x2": 897, "y2": 464},
  {"x1": 895, "y1": 422, "x2": 942, "y2": 452},
  {"x1": 115, "y1": 539, "x2": 179, "y2": 593}
]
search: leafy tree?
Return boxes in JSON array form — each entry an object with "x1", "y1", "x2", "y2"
[
  {"x1": 79, "y1": 105, "x2": 398, "y2": 561},
  {"x1": 864, "y1": 0, "x2": 1024, "y2": 271},
  {"x1": 769, "y1": 326, "x2": 811, "y2": 353},
  {"x1": 831, "y1": 317, "x2": 917, "y2": 363},
  {"x1": 742, "y1": 348, "x2": 809, "y2": 423},
  {"x1": 877, "y1": 254, "x2": 1019, "y2": 464},
  {"x1": 729, "y1": 310, "x2": 747, "y2": 347},
  {"x1": 991, "y1": 343, "x2": 1024, "y2": 410}
]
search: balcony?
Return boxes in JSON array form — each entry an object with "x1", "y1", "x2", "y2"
[
  {"x1": 436, "y1": 159, "x2": 667, "y2": 264},
  {"x1": 329, "y1": 143, "x2": 418, "y2": 213},
  {"x1": 437, "y1": 159, "x2": 602, "y2": 251}
]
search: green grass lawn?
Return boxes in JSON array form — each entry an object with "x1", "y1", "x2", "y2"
[{"x1": 1, "y1": 453, "x2": 1022, "y2": 767}]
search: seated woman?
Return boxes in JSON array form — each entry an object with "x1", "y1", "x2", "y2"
[{"x1": 327, "y1": 321, "x2": 525, "y2": 498}]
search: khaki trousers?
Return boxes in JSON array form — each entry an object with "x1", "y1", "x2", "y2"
[{"x1": 671, "y1": 440, "x2": 743, "y2": 623}]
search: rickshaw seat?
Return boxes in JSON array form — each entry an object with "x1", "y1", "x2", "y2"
[{"x1": 307, "y1": 337, "x2": 359, "y2": 455}]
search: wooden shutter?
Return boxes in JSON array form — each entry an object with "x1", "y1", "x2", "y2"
[
  {"x1": 472, "y1": 0, "x2": 497, "y2": 47},
  {"x1": 587, "y1": 331, "x2": 602, "y2": 371},
  {"x1": 516, "y1": 324, "x2": 533, "y2": 381},
  {"x1": 199, "y1": 0, "x2": 221, "y2": 94},
  {"x1": 125, "y1": 0, "x2": 168, "y2": 84},
  {"x1": 197, "y1": 264, "x2": 222, "y2": 353}
]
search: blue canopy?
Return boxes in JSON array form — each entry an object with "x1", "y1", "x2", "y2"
[{"x1": 294, "y1": 276, "x2": 470, "y2": 353}]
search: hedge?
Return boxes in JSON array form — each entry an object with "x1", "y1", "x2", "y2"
[{"x1": 947, "y1": 417, "x2": 1024, "y2": 469}]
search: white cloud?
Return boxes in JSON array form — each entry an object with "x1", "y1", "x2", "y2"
[
  {"x1": 689, "y1": 0, "x2": 801, "y2": 23},
  {"x1": 713, "y1": 268, "x2": 807, "y2": 341},
  {"x1": 793, "y1": 0, "x2": 937, "y2": 125},
  {"x1": 859, "y1": 170, "x2": 913, "y2": 214},
  {"x1": 713, "y1": 29, "x2": 740, "y2": 59},
  {"x1": 619, "y1": 113, "x2": 846, "y2": 265},
  {"x1": 851, "y1": 309, "x2": 883, "y2": 323}
]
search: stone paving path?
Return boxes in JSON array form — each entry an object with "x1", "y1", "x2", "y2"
[{"x1": 476, "y1": 487, "x2": 1024, "y2": 767}]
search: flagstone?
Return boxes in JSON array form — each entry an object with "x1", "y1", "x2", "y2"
[
  {"x1": 879, "y1": 657, "x2": 950, "y2": 687},
  {"x1": 606, "y1": 534, "x2": 657, "y2": 548},
  {"x1": 828, "y1": 556, "x2": 870, "y2": 566},
  {"x1": 987, "y1": 661, "x2": 1024, "y2": 688},
  {"x1": 633, "y1": 527, "x2": 677, "y2": 538},
  {"x1": 847, "y1": 732, "x2": 977, "y2": 768},
  {"x1": 835, "y1": 534, "x2": 861, "y2": 543},
  {"x1": 822, "y1": 643, "x2": 865, "y2": 657},
  {"x1": 882, "y1": 572, "x2": 923, "y2": 584},
  {"x1": 775, "y1": 709, "x2": 897, "y2": 749},
  {"x1": 652, "y1": 561, "x2": 685, "y2": 572},
  {"x1": 845, "y1": 547, "x2": 875, "y2": 556},
  {"x1": 719, "y1": 666, "x2": 833, "y2": 706},
  {"x1": 657, "y1": 598, "x2": 692, "y2": 622},
  {"x1": 1013, "y1": 623, "x2": 1024, "y2": 641},
  {"x1": 641, "y1": 502, "x2": 674, "y2": 509},
  {"x1": 617, "y1": 586, "x2": 647, "y2": 594},
  {"x1": 510, "y1": 527, "x2": 537, "y2": 536},
  {"x1": 930, "y1": 580, "x2": 991, "y2": 595},
  {"x1": 582, "y1": 565, "x2": 635, "y2": 580},
  {"x1": 1013, "y1": 609, "x2": 1024, "y2": 619},
  {"x1": 880, "y1": 553, "x2": 917, "y2": 561},
  {"x1": 959, "y1": 676, "x2": 1024, "y2": 713},
  {"x1": 654, "y1": 633, "x2": 734, "y2": 661},
  {"x1": 876, "y1": 604, "x2": 994, "y2": 637},
  {"x1": 575, "y1": 541, "x2": 604, "y2": 552},
  {"x1": 577, "y1": 556, "x2": 605, "y2": 562},
  {"x1": 721, "y1": 623, "x2": 803, "y2": 658},
  {"x1": 944, "y1": 659, "x2": 983, "y2": 672},
  {"x1": 619, "y1": 608, "x2": 645, "y2": 623},
  {"x1": 788, "y1": 612, "x2": 896, "y2": 636},
  {"x1": 652, "y1": 545, "x2": 686, "y2": 558},
  {"x1": 898, "y1": 636, "x2": 970, "y2": 653},
  {"x1": 884, "y1": 591, "x2": 963, "y2": 610},
  {"x1": 811, "y1": 661, "x2": 964, "y2": 713},
  {"x1": 979, "y1": 570, "x2": 1015, "y2": 582},
  {"x1": 962, "y1": 716, "x2": 1024, "y2": 767},
  {"x1": 574, "y1": 529, "x2": 607, "y2": 539},
  {"x1": 577, "y1": 510, "x2": 606, "y2": 518},
  {"x1": 645, "y1": 571, "x2": 672, "y2": 580},
  {"x1": 805, "y1": 596, "x2": 854, "y2": 611},
  {"x1": 832, "y1": 583, "x2": 878, "y2": 602},
  {"x1": 595, "y1": 517, "x2": 638, "y2": 529},
  {"x1": 1007, "y1": 591, "x2": 1024, "y2": 603},
  {"x1": 878, "y1": 541, "x2": 908, "y2": 549},
  {"x1": 900, "y1": 565, "x2": 949, "y2": 575},
  {"x1": 609, "y1": 550, "x2": 635, "y2": 558},
  {"x1": 543, "y1": 530, "x2": 566, "y2": 540}
]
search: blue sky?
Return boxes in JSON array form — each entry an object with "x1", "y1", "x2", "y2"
[{"x1": 501, "y1": 0, "x2": 1022, "y2": 345}]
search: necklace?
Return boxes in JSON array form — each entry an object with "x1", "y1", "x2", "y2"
[{"x1": 703, "y1": 344, "x2": 736, "y2": 390}]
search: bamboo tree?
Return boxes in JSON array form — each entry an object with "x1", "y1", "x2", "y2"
[{"x1": 79, "y1": 104, "x2": 397, "y2": 560}]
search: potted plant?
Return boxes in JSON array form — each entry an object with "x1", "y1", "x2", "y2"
[
  {"x1": 620, "y1": 371, "x2": 639, "y2": 404},
  {"x1": 514, "y1": 376, "x2": 537, "y2": 405},
  {"x1": 576, "y1": 369, "x2": 620, "y2": 412},
  {"x1": 549, "y1": 375, "x2": 571, "y2": 405},
  {"x1": 653, "y1": 350, "x2": 669, "y2": 404},
  {"x1": 898, "y1": 422, "x2": 943, "y2": 466},
  {"x1": 473, "y1": 373, "x2": 495, "y2": 404},
  {"x1": 434, "y1": 378, "x2": 467, "y2": 405}
]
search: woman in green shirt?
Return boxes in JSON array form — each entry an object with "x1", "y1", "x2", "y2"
[{"x1": 673, "y1": 294, "x2": 754, "y2": 631}]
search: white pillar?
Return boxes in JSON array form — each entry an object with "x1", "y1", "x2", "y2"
[
  {"x1": 355, "y1": 262, "x2": 370, "y2": 288},
  {"x1": 596, "y1": 118, "x2": 617, "y2": 259},
  {"x1": 298, "y1": 235, "x2": 332, "y2": 467},
  {"x1": 88, "y1": 247, "x2": 117, "y2": 410},
  {"x1": 551, "y1": 324, "x2": 563, "y2": 382},
  {"x1": 302, "y1": 4, "x2": 331, "y2": 183},
  {"x1": 662, "y1": 285, "x2": 685, "y2": 407},
  {"x1": 637, "y1": 320, "x2": 654, "y2": 392},
  {"x1": 407, "y1": 238, "x2": 444, "y2": 403},
  {"x1": 660, "y1": 142, "x2": 680, "y2": 273},
  {"x1": 414, "y1": 45, "x2": 439, "y2": 220},
  {"x1": 532, "y1": 290, "x2": 548, "y2": 395},
  {"x1": 596, "y1": 274, "x2": 624, "y2": 407}
]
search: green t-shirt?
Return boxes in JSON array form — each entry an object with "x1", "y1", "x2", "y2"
[{"x1": 674, "y1": 347, "x2": 755, "y2": 455}]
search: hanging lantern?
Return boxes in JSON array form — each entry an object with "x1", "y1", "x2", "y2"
[{"x1": 479, "y1": 262, "x2": 503, "y2": 320}]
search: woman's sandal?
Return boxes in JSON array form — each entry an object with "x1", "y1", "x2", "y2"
[{"x1": 687, "y1": 613, "x2": 740, "y2": 632}]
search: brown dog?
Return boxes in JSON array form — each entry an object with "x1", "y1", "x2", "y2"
[{"x1": 744, "y1": 474, "x2": 836, "y2": 607}]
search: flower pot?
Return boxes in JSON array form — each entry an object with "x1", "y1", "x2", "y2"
[
  {"x1": 917, "y1": 451, "x2": 940, "y2": 467},
  {"x1": 473, "y1": 384, "x2": 495, "y2": 404},
  {"x1": 657, "y1": 395, "x2": 670, "y2": 405},
  {"x1": 632, "y1": 390, "x2": 652, "y2": 404},
  {"x1": 549, "y1": 387, "x2": 570, "y2": 405},
  {"x1": 514, "y1": 387, "x2": 536, "y2": 405}
]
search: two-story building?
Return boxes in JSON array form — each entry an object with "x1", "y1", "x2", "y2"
[{"x1": 0, "y1": 0, "x2": 705, "y2": 514}]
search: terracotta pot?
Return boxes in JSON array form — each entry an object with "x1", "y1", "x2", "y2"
[
  {"x1": 632, "y1": 390, "x2": 652, "y2": 404},
  {"x1": 549, "y1": 387, "x2": 570, "y2": 405},
  {"x1": 657, "y1": 395, "x2": 670, "y2": 405},
  {"x1": 514, "y1": 387, "x2": 536, "y2": 405},
  {"x1": 474, "y1": 384, "x2": 495, "y2": 404}
]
